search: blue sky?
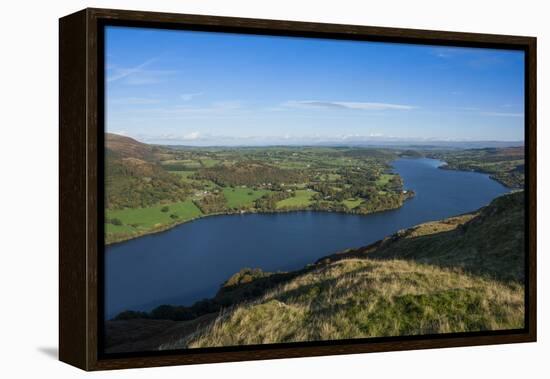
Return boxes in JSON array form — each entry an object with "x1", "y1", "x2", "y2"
[{"x1": 105, "y1": 26, "x2": 525, "y2": 146}]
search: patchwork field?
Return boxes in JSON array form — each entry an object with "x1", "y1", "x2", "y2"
[{"x1": 104, "y1": 133, "x2": 415, "y2": 244}]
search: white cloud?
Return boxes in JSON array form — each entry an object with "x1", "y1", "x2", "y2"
[
  {"x1": 183, "y1": 131, "x2": 200, "y2": 140},
  {"x1": 284, "y1": 100, "x2": 416, "y2": 111},
  {"x1": 138, "y1": 132, "x2": 202, "y2": 143}
]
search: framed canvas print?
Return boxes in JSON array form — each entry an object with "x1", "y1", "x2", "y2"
[{"x1": 59, "y1": 8, "x2": 536, "y2": 371}]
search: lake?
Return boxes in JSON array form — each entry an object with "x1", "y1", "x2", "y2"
[{"x1": 104, "y1": 158, "x2": 508, "y2": 319}]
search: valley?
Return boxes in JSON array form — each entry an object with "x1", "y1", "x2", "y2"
[
  {"x1": 105, "y1": 191, "x2": 525, "y2": 352},
  {"x1": 105, "y1": 134, "x2": 414, "y2": 244}
]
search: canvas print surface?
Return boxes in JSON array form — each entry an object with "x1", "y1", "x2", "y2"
[{"x1": 102, "y1": 26, "x2": 526, "y2": 354}]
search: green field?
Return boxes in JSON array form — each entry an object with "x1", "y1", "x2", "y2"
[
  {"x1": 277, "y1": 161, "x2": 312, "y2": 169},
  {"x1": 169, "y1": 171, "x2": 218, "y2": 190},
  {"x1": 162, "y1": 160, "x2": 202, "y2": 169},
  {"x1": 105, "y1": 199, "x2": 203, "y2": 243},
  {"x1": 342, "y1": 198, "x2": 363, "y2": 209},
  {"x1": 223, "y1": 187, "x2": 269, "y2": 209},
  {"x1": 375, "y1": 173, "x2": 395, "y2": 186},
  {"x1": 276, "y1": 190, "x2": 315, "y2": 209},
  {"x1": 105, "y1": 223, "x2": 136, "y2": 235},
  {"x1": 200, "y1": 158, "x2": 221, "y2": 167}
]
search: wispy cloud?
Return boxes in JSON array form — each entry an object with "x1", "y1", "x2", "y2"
[
  {"x1": 480, "y1": 111, "x2": 524, "y2": 118},
  {"x1": 433, "y1": 48, "x2": 455, "y2": 59},
  {"x1": 107, "y1": 58, "x2": 177, "y2": 84},
  {"x1": 180, "y1": 92, "x2": 203, "y2": 101},
  {"x1": 431, "y1": 47, "x2": 484, "y2": 59},
  {"x1": 110, "y1": 97, "x2": 160, "y2": 105},
  {"x1": 165, "y1": 101, "x2": 243, "y2": 115},
  {"x1": 112, "y1": 101, "x2": 245, "y2": 119},
  {"x1": 107, "y1": 58, "x2": 156, "y2": 82},
  {"x1": 431, "y1": 47, "x2": 513, "y2": 69},
  {"x1": 284, "y1": 100, "x2": 416, "y2": 111}
]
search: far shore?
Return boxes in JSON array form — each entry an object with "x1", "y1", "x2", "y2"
[
  {"x1": 106, "y1": 157, "x2": 516, "y2": 247},
  {"x1": 438, "y1": 163, "x2": 518, "y2": 189},
  {"x1": 105, "y1": 193, "x2": 415, "y2": 246}
]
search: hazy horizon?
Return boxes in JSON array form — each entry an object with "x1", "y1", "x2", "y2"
[
  {"x1": 108, "y1": 131, "x2": 523, "y2": 150},
  {"x1": 105, "y1": 26, "x2": 525, "y2": 146}
]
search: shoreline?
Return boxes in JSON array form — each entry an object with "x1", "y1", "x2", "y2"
[
  {"x1": 105, "y1": 157, "x2": 518, "y2": 246},
  {"x1": 437, "y1": 164, "x2": 519, "y2": 189},
  {"x1": 105, "y1": 194, "x2": 414, "y2": 247},
  {"x1": 107, "y1": 190, "x2": 523, "y2": 325},
  {"x1": 106, "y1": 157, "x2": 425, "y2": 246}
]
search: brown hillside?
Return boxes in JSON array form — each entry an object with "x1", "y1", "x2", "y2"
[{"x1": 106, "y1": 133, "x2": 155, "y2": 161}]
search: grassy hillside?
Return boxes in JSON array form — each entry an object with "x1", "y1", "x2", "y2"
[
  {"x1": 104, "y1": 191, "x2": 524, "y2": 352},
  {"x1": 322, "y1": 190, "x2": 525, "y2": 282},
  {"x1": 179, "y1": 259, "x2": 523, "y2": 349},
  {"x1": 171, "y1": 192, "x2": 524, "y2": 349}
]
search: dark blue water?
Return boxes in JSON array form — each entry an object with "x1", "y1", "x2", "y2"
[{"x1": 105, "y1": 158, "x2": 508, "y2": 319}]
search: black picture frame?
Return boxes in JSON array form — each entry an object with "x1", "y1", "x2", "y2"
[{"x1": 59, "y1": 8, "x2": 537, "y2": 371}]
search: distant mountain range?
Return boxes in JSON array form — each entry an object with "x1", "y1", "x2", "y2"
[{"x1": 310, "y1": 139, "x2": 524, "y2": 149}]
